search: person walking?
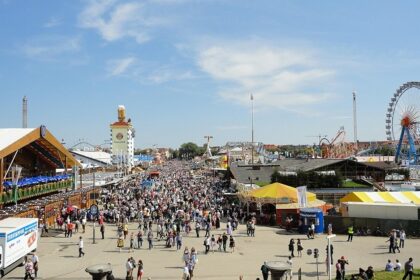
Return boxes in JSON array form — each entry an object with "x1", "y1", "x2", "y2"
[
  {"x1": 326, "y1": 244, "x2": 334, "y2": 265},
  {"x1": 78, "y1": 236, "x2": 85, "y2": 257},
  {"x1": 176, "y1": 232, "x2": 183, "y2": 250},
  {"x1": 229, "y1": 235, "x2": 235, "y2": 253},
  {"x1": 183, "y1": 247, "x2": 190, "y2": 266},
  {"x1": 195, "y1": 221, "x2": 201, "y2": 238},
  {"x1": 260, "y1": 261, "x2": 269, "y2": 280},
  {"x1": 190, "y1": 247, "x2": 198, "y2": 266},
  {"x1": 338, "y1": 256, "x2": 348, "y2": 280},
  {"x1": 24, "y1": 258, "x2": 35, "y2": 280},
  {"x1": 124, "y1": 223, "x2": 129, "y2": 239},
  {"x1": 210, "y1": 234, "x2": 216, "y2": 253},
  {"x1": 347, "y1": 226, "x2": 353, "y2": 242},
  {"x1": 147, "y1": 230, "x2": 153, "y2": 250},
  {"x1": 137, "y1": 230, "x2": 143, "y2": 249},
  {"x1": 217, "y1": 234, "x2": 223, "y2": 251},
  {"x1": 400, "y1": 229, "x2": 406, "y2": 248},
  {"x1": 130, "y1": 233, "x2": 135, "y2": 252},
  {"x1": 204, "y1": 236, "x2": 210, "y2": 254},
  {"x1": 100, "y1": 223, "x2": 105, "y2": 239},
  {"x1": 117, "y1": 235, "x2": 124, "y2": 252},
  {"x1": 82, "y1": 216, "x2": 86, "y2": 233},
  {"x1": 386, "y1": 233, "x2": 396, "y2": 253},
  {"x1": 182, "y1": 266, "x2": 190, "y2": 280},
  {"x1": 126, "y1": 257, "x2": 134, "y2": 280},
  {"x1": 402, "y1": 257, "x2": 414, "y2": 280},
  {"x1": 32, "y1": 253, "x2": 39, "y2": 278},
  {"x1": 222, "y1": 232, "x2": 228, "y2": 252},
  {"x1": 286, "y1": 256, "x2": 293, "y2": 280},
  {"x1": 136, "y1": 259, "x2": 144, "y2": 280},
  {"x1": 297, "y1": 239, "x2": 303, "y2": 257},
  {"x1": 335, "y1": 259, "x2": 342, "y2": 280},
  {"x1": 288, "y1": 239, "x2": 295, "y2": 258}
]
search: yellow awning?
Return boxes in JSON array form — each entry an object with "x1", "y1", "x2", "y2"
[
  {"x1": 245, "y1": 182, "x2": 316, "y2": 203},
  {"x1": 340, "y1": 191, "x2": 420, "y2": 205}
]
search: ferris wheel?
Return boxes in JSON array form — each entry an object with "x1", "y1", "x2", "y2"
[{"x1": 386, "y1": 81, "x2": 420, "y2": 164}]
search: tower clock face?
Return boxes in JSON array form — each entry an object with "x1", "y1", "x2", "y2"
[{"x1": 116, "y1": 133, "x2": 124, "y2": 140}]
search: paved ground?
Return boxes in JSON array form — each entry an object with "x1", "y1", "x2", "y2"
[{"x1": 5, "y1": 222, "x2": 419, "y2": 280}]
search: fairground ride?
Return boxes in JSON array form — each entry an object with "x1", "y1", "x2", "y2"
[
  {"x1": 386, "y1": 82, "x2": 420, "y2": 165},
  {"x1": 319, "y1": 127, "x2": 357, "y2": 158}
]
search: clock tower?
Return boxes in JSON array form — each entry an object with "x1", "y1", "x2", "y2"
[{"x1": 110, "y1": 105, "x2": 135, "y2": 168}]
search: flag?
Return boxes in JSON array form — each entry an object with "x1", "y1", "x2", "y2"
[{"x1": 297, "y1": 186, "x2": 307, "y2": 208}]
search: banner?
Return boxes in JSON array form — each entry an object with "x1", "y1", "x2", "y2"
[{"x1": 296, "y1": 186, "x2": 307, "y2": 208}]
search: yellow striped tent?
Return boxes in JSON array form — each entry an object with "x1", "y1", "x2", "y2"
[{"x1": 340, "y1": 191, "x2": 420, "y2": 205}]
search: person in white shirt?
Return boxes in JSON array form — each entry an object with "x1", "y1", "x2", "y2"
[
  {"x1": 31, "y1": 253, "x2": 39, "y2": 278},
  {"x1": 395, "y1": 259, "x2": 402, "y2": 271},
  {"x1": 286, "y1": 256, "x2": 293, "y2": 280},
  {"x1": 385, "y1": 259, "x2": 394, "y2": 272},
  {"x1": 400, "y1": 230, "x2": 406, "y2": 248},
  {"x1": 126, "y1": 258, "x2": 134, "y2": 278},
  {"x1": 78, "y1": 236, "x2": 85, "y2": 257}
]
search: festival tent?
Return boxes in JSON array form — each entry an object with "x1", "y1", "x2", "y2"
[
  {"x1": 340, "y1": 191, "x2": 420, "y2": 205},
  {"x1": 242, "y1": 182, "x2": 317, "y2": 204},
  {"x1": 239, "y1": 182, "x2": 327, "y2": 227}
]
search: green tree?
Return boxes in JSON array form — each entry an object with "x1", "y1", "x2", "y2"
[{"x1": 179, "y1": 142, "x2": 201, "y2": 159}]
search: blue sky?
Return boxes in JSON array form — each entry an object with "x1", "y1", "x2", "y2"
[{"x1": 1, "y1": 0, "x2": 420, "y2": 149}]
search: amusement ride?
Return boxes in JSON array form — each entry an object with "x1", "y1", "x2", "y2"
[{"x1": 386, "y1": 81, "x2": 420, "y2": 165}]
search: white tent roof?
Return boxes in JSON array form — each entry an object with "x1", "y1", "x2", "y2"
[
  {"x1": 71, "y1": 150, "x2": 112, "y2": 164},
  {"x1": 0, "y1": 128, "x2": 36, "y2": 151}
]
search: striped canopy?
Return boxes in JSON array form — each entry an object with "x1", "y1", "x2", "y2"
[{"x1": 340, "y1": 191, "x2": 420, "y2": 205}]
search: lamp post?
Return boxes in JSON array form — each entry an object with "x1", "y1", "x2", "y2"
[{"x1": 11, "y1": 166, "x2": 22, "y2": 211}]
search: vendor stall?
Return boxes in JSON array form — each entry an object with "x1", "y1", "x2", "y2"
[
  {"x1": 238, "y1": 182, "x2": 326, "y2": 226},
  {"x1": 299, "y1": 208, "x2": 324, "y2": 234}
]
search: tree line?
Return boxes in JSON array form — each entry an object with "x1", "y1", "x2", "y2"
[{"x1": 271, "y1": 170, "x2": 343, "y2": 188}]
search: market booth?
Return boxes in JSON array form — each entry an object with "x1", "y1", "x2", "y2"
[
  {"x1": 239, "y1": 182, "x2": 327, "y2": 226},
  {"x1": 299, "y1": 208, "x2": 324, "y2": 234}
]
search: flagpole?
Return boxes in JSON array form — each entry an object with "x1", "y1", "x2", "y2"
[{"x1": 251, "y1": 94, "x2": 254, "y2": 165}]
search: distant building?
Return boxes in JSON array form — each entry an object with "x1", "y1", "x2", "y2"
[{"x1": 110, "y1": 105, "x2": 135, "y2": 168}]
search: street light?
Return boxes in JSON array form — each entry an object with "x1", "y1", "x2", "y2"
[{"x1": 11, "y1": 166, "x2": 22, "y2": 211}]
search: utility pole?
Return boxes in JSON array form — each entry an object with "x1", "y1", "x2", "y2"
[
  {"x1": 251, "y1": 94, "x2": 254, "y2": 165},
  {"x1": 22, "y1": 96, "x2": 28, "y2": 128},
  {"x1": 353, "y1": 91, "x2": 358, "y2": 151}
]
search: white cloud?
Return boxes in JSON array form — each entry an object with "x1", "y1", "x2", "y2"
[
  {"x1": 78, "y1": 0, "x2": 166, "y2": 44},
  {"x1": 107, "y1": 57, "x2": 135, "y2": 76},
  {"x1": 44, "y1": 17, "x2": 62, "y2": 28},
  {"x1": 146, "y1": 68, "x2": 194, "y2": 83},
  {"x1": 197, "y1": 41, "x2": 335, "y2": 111},
  {"x1": 22, "y1": 36, "x2": 81, "y2": 60}
]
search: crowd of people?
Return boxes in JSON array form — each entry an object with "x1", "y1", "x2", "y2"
[
  {"x1": 43, "y1": 160, "x2": 248, "y2": 280},
  {"x1": 20, "y1": 159, "x2": 417, "y2": 280}
]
